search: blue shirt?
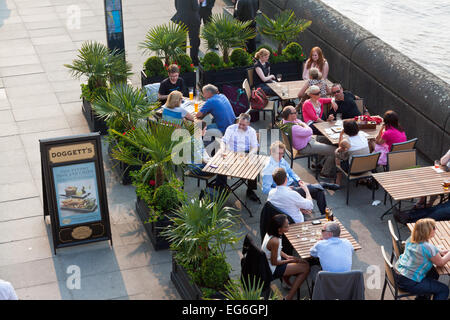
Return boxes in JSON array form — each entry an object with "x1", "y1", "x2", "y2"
[
  {"x1": 261, "y1": 157, "x2": 300, "y2": 194},
  {"x1": 199, "y1": 94, "x2": 236, "y2": 134},
  {"x1": 310, "y1": 237, "x2": 354, "y2": 273}
]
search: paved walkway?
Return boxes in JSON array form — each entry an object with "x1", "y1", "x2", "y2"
[{"x1": 0, "y1": 0, "x2": 447, "y2": 300}]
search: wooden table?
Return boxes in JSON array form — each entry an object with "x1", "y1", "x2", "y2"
[
  {"x1": 407, "y1": 221, "x2": 450, "y2": 275},
  {"x1": 155, "y1": 99, "x2": 201, "y2": 118},
  {"x1": 313, "y1": 119, "x2": 383, "y2": 145},
  {"x1": 202, "y1": 151, "x2": 270, "y2": 216},
  {"x1": 267, "y1": 80, "x2": 308, "y2": 100},
  {"x1": 284, "y1": 218, "x2": 361, "y2": 259}
]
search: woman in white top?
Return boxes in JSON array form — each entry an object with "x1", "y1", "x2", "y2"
[
  {"x1": 162, "y1": 90, "x2": 194, "y2": 124},
  {"x1": 262, "y1": 214, "x2": 310, "y2": 300},
  {"x1": 335, "y1": 119, "x2": 370, "y2": 185}
]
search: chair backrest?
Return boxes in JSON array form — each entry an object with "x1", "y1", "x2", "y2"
[
  {"x1": 247, "y1": 68, "x2": 255, "y2": 88},
  {"x1": 280, "y1": 128, "x2": 294, "y2": 156},
  {"x1": 161, "y1": 108, "x2": 183, "y2": 127},
  {"x1": 241, "y1": 234, "x2": 273, "y2": 292},
  {"x1": 355, "y1": 98, "x2": 365, "y2": 114},
  {"x1": 381, "y1": 245, "x2": 397, "y2": 290},
  {"x1": 243, "y1": 79, "x2": 251, "y2": 100},
  {"x1": 312, "y1": 270, "x2": 365, "y2": 300},
  {"x1": 349, "y1": 152, "x2": 381, "y2": 175},
  {"x1": 388, "y1": 220, "x2": 402, "y2": 260},
  {"x1": 387, "y1": 149, "x2": 417, "y2": 172},
  {"x1": 390, "y1": 138, "x2": 418, "y2": 152}
]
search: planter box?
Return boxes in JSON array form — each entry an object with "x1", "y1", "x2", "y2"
[
  {"x1": 81, "y1": 98, "x2": 108, "y2": 135},
  {"x1": 171, "y1": 255, "x2": 203, "y2": 300},
  {"x1": 107, "y1": 141, "x2": 141, "y2": 185},
  {"x1": 140, "y1": 70, "x2": 196, "y2": 88},
  {"x1": 271, "y1": 61, "x2": 304, "y2": 82},
  {"x1": 136, "y1": 197, "x2": 172, "y2": 251},
  {"x1": 198, "y1": 64, "x2": 249, "y2": 89}
]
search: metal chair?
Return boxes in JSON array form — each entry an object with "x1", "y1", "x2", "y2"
[
  {"x1": 390, "y1": 138, "x2": 418, "y2": 152},
  {"x1": 311, "y1": 270, "x2": 365, "y2": 300},
  {"x1": 380, "y1": 245, "x2": 418, "y2": 300},
  {"x1": 336, "y1": 152, "x2": 381, "y2": 205}
]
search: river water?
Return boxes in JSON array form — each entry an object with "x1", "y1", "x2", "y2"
[{"x1": 320, "y1": 0, "x2": 450, "y2": 84}]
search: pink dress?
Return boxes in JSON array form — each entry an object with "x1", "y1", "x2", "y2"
[{"x1": 375, "y1": 127, "x2": 407, "y2": 165}]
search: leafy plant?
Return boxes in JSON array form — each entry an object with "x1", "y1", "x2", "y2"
[
  {"x1": 144, "y1": 56, "x2": 166, "y2": 78},
  {"x1": 201, "y1": 14, "x2": 256, "y2": 64},
  {"x1": 172, "y1": 53, "x2": 195, "y2": 74},
  {"x1": 221, "y1": 275, "x2": 281, "y2": 300},
  {"x1": 201, "y1": 51, "x2": 222, "y2": 71},
  {"x1": 191, "y1": 253, "x2": 231, "y2": 290},
  {"x1": 230, "y1": 48, "x2": 251, "y2": 67},
  {"x1": 139, "y1": 22, "x2": 188, "y2": 66},
  {"x1": 256, "y1": 10, "x2": 311, "y2": 55},
  {"x1": 283, "y1": 42, "x2": 305, "y2": 62}
]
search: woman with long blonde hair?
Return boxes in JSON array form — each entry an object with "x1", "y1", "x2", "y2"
[
  {"x1": 394, "y1": 218, "x2": 450, "y2": 300},
  {"x1": 162, "y1": 90, "x2": 194, "y2": 124},
  {"x1": 302, "y1": 47, "x2": 329, "y2": 81}
]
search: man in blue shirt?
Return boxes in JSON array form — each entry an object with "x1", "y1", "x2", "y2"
[
  {"x1": 196, "y1": 84, "x2": 236, "y2": 135},
  {"x1": 262, "y1": 141, "x2": 337, "y2": 216},
  {"x1": 310, "y1": 222, "x2": 354, "y2": 272}
]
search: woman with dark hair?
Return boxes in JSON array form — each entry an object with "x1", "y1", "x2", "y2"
[
  {"x1": 261, "y1": 214, "x2": 310, "y2": 300},
  {"x1": 335, "y1": 119, "x2": 370, "y2": 185},
  {"x1": 373, "y1": 110, "x2": 407, "y2": 165},
  {"x1": 302, "y1": 47, "x2": 329, "y2": 81}
]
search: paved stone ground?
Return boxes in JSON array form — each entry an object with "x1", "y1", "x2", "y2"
[{"x1": 0, "y1": 0, "x2": 447, "y2": 300}]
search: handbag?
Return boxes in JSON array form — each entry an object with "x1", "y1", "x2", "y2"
[{"x1": 250, "y1": 87, "x2": 268, "y2": 110}]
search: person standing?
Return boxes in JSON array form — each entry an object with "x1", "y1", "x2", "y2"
[
  {"x1": 199, "y1": 0, "x2": 215, "y2": 25},
  {"x1": 233, "y1": 0, "x2": 259, "y2": 53},
  {"x1": 172, "y1": 0, "x2": 201, "y2": 66}
]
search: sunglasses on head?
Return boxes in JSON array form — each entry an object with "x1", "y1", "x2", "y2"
[{"x1": 310, "y1": 92, "x2": 320, "y2": 96}]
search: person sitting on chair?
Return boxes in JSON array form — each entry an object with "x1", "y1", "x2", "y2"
[
  {"x1": 186, "y1": 120, "x2": 211, "y2": 176},
  {"x1": 310, "y1": 222, "x2": 354, "y2": 272},
  {"x1": 162, "y1": 90, "x2": 195, "y2": 124},
  {"x1": 253, "y1": 48, "x2": 277, "y2": 96},
  {"x1": 302, "y1": 85, "x2": 338, "y2": 136},
  {"x1": 328, "y1": 83, "x2": 362, "y2": 120},
  {"x1": 262, "y1": 214, "x2": 310, "y2": 300},
  {"x1": 158, "y1": 64, "x2": 188, "y2": 104},
  {"x1": 297, "y1": 67, "x2": 330, "y2": 101},
  {"x1": 261, "y1": 141, "x2": 337, "y2": 216}
]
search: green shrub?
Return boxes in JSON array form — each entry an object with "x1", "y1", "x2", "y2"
[
  {"x1": 153, "y1": 183, "x2": 180, "y2": 213},
  {"x1": 80, "y1": 83, "x2": 108, "y2": 102},
  {"x1": 230, "y1": 48, "x2": 251, "y2": 67},
  {"x1": 282, "y1": 42, "x2": 305, "y2": 62},
  {"x1": 172, "y1": 54, "x2": 194, "y2": 74},
  {"x1": 190, "y1": 253, "x2": 230, "y2": 290},
  {"x1": 201, "y1": 51, "x2": 221, "y2": 71},
  {"x1": 144, "y1": 56, "x2": 166, "y2": 78}
]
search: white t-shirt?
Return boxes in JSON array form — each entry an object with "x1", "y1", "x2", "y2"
[
  {"x1": 268, "y1": 185, "x2": 314, "y2": 223},
  {"x1": 0, "y1": 280, "x2": 18, "y2": 300},
  {"x1": 348, "y1": 131, "x2": 369, "y2": 152}
]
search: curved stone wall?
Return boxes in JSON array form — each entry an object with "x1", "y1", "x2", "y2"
[{"x1": 260, "y1": 0, "x2": 450, "y2": 161}]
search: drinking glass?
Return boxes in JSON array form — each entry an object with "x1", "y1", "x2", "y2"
[
  {"x1": 189, "y1": 87, "x2": 194, "y2": 100},
  {"x1": 276, "y1": 74, "x2": 282, "y2": 82},
  {"x1": 434, "y1": 160, "x2": 440, "y2": 169},
  {"x1": 194, "y1": 100, "x2": 199, "y2": 113},
  {"x1": 336, "y1": 113, "x2": 342, "y2": 122}
]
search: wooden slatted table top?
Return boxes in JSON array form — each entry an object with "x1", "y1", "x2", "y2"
[
  {"x1": 406, "y1": 221, "x2": 450, "y2": 275},
  {"x1": 284, "y1": 218, "x2": 362, "y2": 259},
  {"x1": 267, "y1": 80, "x2": 308, "y2": 100},
  {"x1": 372, "y1": 166, "x2": 450, "y2": 201},
  {"x1": 202, "y1": 151, "x2": 270, "y2": 181},
  {"x1": 313, "y1": 119, "x2": 383, "y2": 145},
  {"x1": 155, "y1": 99, "x2": 203, "y2": 117}
]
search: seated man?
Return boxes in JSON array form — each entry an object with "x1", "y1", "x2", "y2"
[
  {"x1": 262, "y1": 141, "x2": 337, "y2": 216},
  {"x1": 268, "y1": 167, "x2": 314, "y2": 223},
  {"x1": 217, "y1": 113, "x2": 259, "y2": 201},
  {"x1": 310, "y1": 222, "x2": 354, "y2": 272},
  {"x1": 158, "y1": 64, "x2": 188, "y2": 104},
  {"x1": 186, "y1": 121, "x2": 211, "y2": 176},
  {"x1": 280, "y1": 106, "x2": 337, "y2": 179},
  {"x1": 196, "y1": 84, "x2": 236, "y2": 135},
  {"x1": 328, "y1": 83, "x2": 362, "y2": 120}
]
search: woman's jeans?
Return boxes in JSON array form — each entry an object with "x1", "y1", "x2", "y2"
[{"x1": 395, "y1": 267, "x2": 449, "y2": 300}]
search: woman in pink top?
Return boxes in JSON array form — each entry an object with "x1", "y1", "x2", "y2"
[
  {"x1": 302, "y1": 86, "x2": 337, "y2": 134},
  {"x1": 373, "y1": 110, "x2": 407, "y2": 165}
]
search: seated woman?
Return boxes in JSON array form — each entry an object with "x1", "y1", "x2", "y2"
[
  {"x1": 253, "y1": 48, "x2": 277, "y2": 96},
  {"x1": 394, "y1": 218, "x2": 450, "y2": 300},
  {"x1": 335, "y1": 119, "x2": 370, "y2": 185},
  {"x1": 298, "y1": 67, "x2": 329, "y2": 100},
  {"x1": 162, "y1": 90, "x2": 194, "y2": 125},
  {"x1": 262, "y1": 214, "x2": 310, "y2": 300},
  {"x1": 372, "y1": 110, "x2": 406, "y2": 165},
  {"x1": 302, "y1": 85, "x2": 337, "y2": 135},
  {"x1": 302, "y1": 47, "x2": 329, "y2": 81}
]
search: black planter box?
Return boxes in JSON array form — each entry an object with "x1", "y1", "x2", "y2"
[
  {"x1": 171, "y1": 255, "x2": 203, "y2": 300},
  {"x1": 136, "y1": 197, "x2": 172, "y2": 251},
  {"x1": 271, "y1": 61, "x2": 304, "y2": 82},
  {"x1": 107, "y1": 141, "x2": 141, "y2": 185},
  {"x1": 81, "y1": 98, "x2": 108, "y2": 135},
  {"x1": 140, "y1": 70, "x2": 196, "y2": 89},
  {"x1": 198, "y1": 64, "x2": 249, "y2": 90}
]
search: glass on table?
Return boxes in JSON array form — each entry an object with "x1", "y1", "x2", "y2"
[
  {"x1": 443, "y1": 179, "x2": 450, "y2": 191},
  {"x1": 276, "y1": 74, "x2": 282, "y2": 82},
  {"x1": 435, "y1": 160, "x2": 440, "y2": 169},
  {"x1": 188, "y1": 87, "x2": 194, "y2": 100}
]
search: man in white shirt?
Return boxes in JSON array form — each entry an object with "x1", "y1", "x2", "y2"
[
  {"x1": 0, "y1": 279, "x2": 18, "y2": 300},
  {"x1": 218, "y1": 113, "x2": 260, "y2": 201},
  {"x1": 268, "y1": 167, "x2": 314, "y2": 223}
]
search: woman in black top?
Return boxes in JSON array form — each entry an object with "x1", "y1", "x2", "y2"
[{"x1": 253, "y1": 48, "x2": 276, "y2": 96}]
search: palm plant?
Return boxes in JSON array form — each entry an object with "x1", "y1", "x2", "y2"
[
  {"x1": 221, "y1": 275, "x2": 281, "y2": 300},
  {"x1": 256, "y1": 10, "x2": 312, "y2": 56},
  {"x1": 139, "y1": 22, "x2": 188, "y2": 66},
  {"x1": 201, "y1": 14, "x2": 256, "y2": 64},
  {"x1": 162, "y1": 190, "x2": 242, "y2": 267},
  {"x1": 92, "y1": 84, "x2": 156, "y2": 132}
]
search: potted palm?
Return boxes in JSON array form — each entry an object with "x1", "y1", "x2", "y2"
[
  {"x1": 64, "y1": 41, "x2": 132, "y2": 134},
  {"x1": 163, "y1": 191, "x2": 242, "y2": 299},
  {"x1": 92, "y1": 84, "x2": 156, "y2": 184},
  {"x1": 199, "y1": 14, "x2": 256, "y2": 88},
  {"x1": 255, "y1": 10, "x2": 311, "y2": 81}
]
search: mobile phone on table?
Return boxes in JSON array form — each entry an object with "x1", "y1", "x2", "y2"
[{"x1": 311, "y1": 220, "x2": 321, "y2": 225}]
